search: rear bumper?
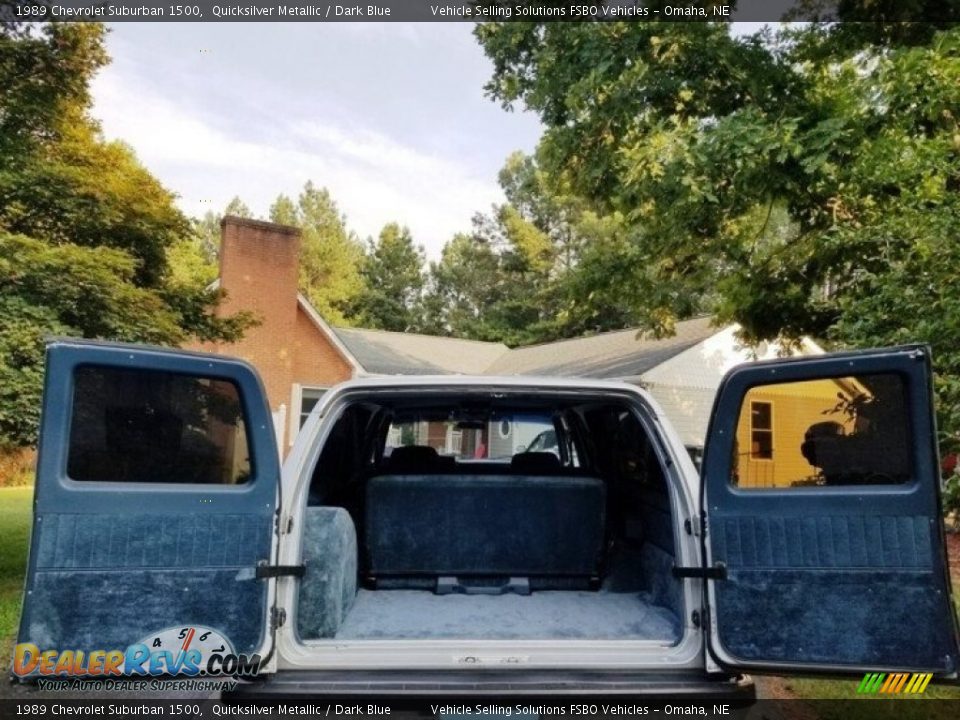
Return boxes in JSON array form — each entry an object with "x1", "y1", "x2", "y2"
[{"x1": 226, "y1": 669, "x2": 755, "y2": 701}]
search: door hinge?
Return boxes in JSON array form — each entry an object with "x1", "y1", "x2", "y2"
[
  {"x1": 255, "y1": 564, "x2": 306, "y2": 580},
  {"x1": 684, "y1": 516, "x2": 704, "y2": 536},
  {"x1": 672, "y1": 562, "x2": 727, "y2": 581},
  {"x1": 270, "y1": 607, "x2": 286, "y2": 629}
]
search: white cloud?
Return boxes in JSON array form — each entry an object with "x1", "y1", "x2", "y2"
[{"x1": 90, "y1": 59, "x2": 503, "y2": 257}]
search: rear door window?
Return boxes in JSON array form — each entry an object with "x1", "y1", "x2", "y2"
[
  {"x1": 731, "y1": 373, "x2": 911, "y2": 488},
  {"x1": 67, "y1": 365, "x2": 252, "y2": 484}
]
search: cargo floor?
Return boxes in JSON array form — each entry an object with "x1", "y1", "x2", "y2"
[{"x1": 333, "y1": 589, "x2": 680, "y2": 641}]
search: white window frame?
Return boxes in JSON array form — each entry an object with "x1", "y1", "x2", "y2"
[{"x1": 290, "y1": 384, "x2": 330, "y2": 446}]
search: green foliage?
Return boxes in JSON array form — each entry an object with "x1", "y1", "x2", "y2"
[
  {"x1": 0, "y1": 128, "x2": 190, "y2": 287},
  {"x1": 424, "y1": 214, "x2": 558, "y2": 346},
  {"x1": 167, "y1": 234, "x2": 218, "y2": 288},
  {"x1": 0, "y1": 233, "x2": 253, "y2": 446},
  {"x1": 0, "y1": 24, "x2": 187, "y2": 288},
  {"x1": 223, "y1": 196, "x2": 253, "y2": 219},
  {"x1": 0, "y1": 24, "x2": 254, "y2": 447},
  {"x1": 188, "y1": 196, "x2": 253, "y2": 266},
  {"x1": 477, "y1": 21, "x2": 960, "y2": 439},
  {"x1": 423, "y1": 233, "x2": 505, "y2": 341},
  {"x1": 0, "y1": 23, "x2": 107, "y2": 160},
  {"x1": 350, "y1": 223, "x2": 426, "y2": 332},
  {"x1": 269, "y1": 182, "x2": 365, "y2": 326},
  {"x1": 0, "y1": 296, "x2": 65, "y2": 450},
  {"x1": 423, "y1": 149, "x2": 671, "y2": 345}
]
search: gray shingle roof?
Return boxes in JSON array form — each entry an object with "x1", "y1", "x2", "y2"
[
  {"x1": 332, "y1": 327, "x2": 510, "y2": 375},
  {"x1": 333, "y1": 316, "x2": 718, "y2": 378},
  {"x1": 484, "y1": 316, "x2": 717, "y2": 378}
]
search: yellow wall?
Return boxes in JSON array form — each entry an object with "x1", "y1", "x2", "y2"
[{"x1": 734, "y1": 378, "x2": 862, "y2": 488}]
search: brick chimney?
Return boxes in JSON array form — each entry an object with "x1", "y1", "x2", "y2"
[{"x1": 214, "y1": 216, "x2": 302, "y2": 415}]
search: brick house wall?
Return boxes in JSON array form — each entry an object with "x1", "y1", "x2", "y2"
[{"x1": 188, "y1": 216, "x2": 357, "y2": 452}]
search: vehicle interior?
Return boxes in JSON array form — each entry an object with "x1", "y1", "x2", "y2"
[{"x1": 294, "y1": 391, "x2": 684, "y2": 644}]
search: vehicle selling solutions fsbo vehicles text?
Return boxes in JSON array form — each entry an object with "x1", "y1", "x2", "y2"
[{"x1": 428, "y1": 706, "x2": 721, "y2": 716}]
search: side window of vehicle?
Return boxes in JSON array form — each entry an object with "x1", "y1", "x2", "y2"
[
  {"x1": 67, "y1": 365, "x2": 252, "y2": 484},
  {"x1": 613, "y1": 411, "x2": 661, "y2": 485},
  {"x1": 730, "y1": 372, "x2": 911, "y2": 488}
]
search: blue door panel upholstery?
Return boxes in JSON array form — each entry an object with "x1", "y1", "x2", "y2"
[
  {"x1": 17, "y1": 342, "x2": 279, "y2": 663},
  {"x1": 704, "y1": 346, "x2": 960, "y2": 672}
]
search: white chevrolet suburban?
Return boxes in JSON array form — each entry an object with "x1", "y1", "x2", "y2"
[{"x1": 13, "y1": 340, "x2": 960, "y2": 699}]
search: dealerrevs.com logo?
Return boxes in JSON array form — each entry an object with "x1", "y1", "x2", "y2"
[{"x1": 12, "y1": 626, "x2": 261, "y2": 678}]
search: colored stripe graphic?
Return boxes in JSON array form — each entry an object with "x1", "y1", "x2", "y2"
[
  {"x1": 857, "y1": 672, "x2": 932, "y2": 694},
  {"x1": 879, "y1": 673, "x2": 897, "y2": 693},
  {"x1": 857, "y1": 673, "x2": 886, "y2": 693}
]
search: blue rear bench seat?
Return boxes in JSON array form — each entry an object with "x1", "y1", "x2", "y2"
[{"x1": 364, "y1": 450, "x2": 606, "y2": 590}]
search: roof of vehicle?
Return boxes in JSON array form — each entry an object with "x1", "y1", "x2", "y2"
[{"x1": 323, "y1": 373, "x2": 648, "y2": 394}]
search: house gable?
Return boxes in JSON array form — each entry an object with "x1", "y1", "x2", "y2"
[
  {"x1": 296, "y1": 293, "x2": 364, "y2": 376},
  {"x1": 638, "y1": 325, "x2": 824, "y2": 449}
]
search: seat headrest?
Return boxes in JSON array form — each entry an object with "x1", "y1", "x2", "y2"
[
  {"x1": 510, "y1": 451, "x2": 562, "y2": 474},
  {"x1": 387, "y1": 445, "x2": 439, "y2": 472},
  {"x1": 800, "y1": 421, "x2": 845, "y2": 467},
  {"x1": 105, "y1": 406, "x2": 182, "y2": 456}
]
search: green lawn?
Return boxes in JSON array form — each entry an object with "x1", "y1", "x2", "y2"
[{"x1": 0, "y1": 486, "x2": 32, "y2": 646}]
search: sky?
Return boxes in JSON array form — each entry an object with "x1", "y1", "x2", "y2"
[{"x1": 90, "y1": 23, "x2": 545, "y2": 258}]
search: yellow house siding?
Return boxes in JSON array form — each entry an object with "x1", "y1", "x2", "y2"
[{"x1": 735, "y1": 378, "x2": 854, "y2": 488}]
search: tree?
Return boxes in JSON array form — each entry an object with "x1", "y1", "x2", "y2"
[
  {"x1": 175, "y1": 195, "x2": 256, "y2": 287},
  {"x1": 223, "y1": 196, "x2": 253, "y2": 219},
  {"x1": 190, "y1": 195, "x2": 254, "y2": 264},
  {"x1": 498, "y1": 151, "x2": 583, "y2": 273},
  {"x1": 467, "y1": 206, "x2": 559, "y2": 345},
  {"x1": 350, "y1": 223, "x2": 426, "y2": 332},
  {"x1": 0, "y1": 23, "x2": 108, "y2": 161},
  {"x1": 0, "y1": 25, "x2": 189, "y2": 288},
  {"x1": 0, "y1": 23, "x2": 254, "y2": 447},
  {"x1": 477, "y1": 20, "x2": 960, "y2": 442},
  {"x1": 166, "y1": 233, "x2": 218, "y2": 289},
  {"x1": 0, "y1": 232, "x2": 251, "y2": 446},
  {"x1": 457, "y1": 152, "x2": 648, "y2": 344},
  {"x1": 269, "y1": 182, "x2": 364, "y2": 326},
  {"x1": 423, "y1": 233, "x2": 506, "y2": 341}
]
